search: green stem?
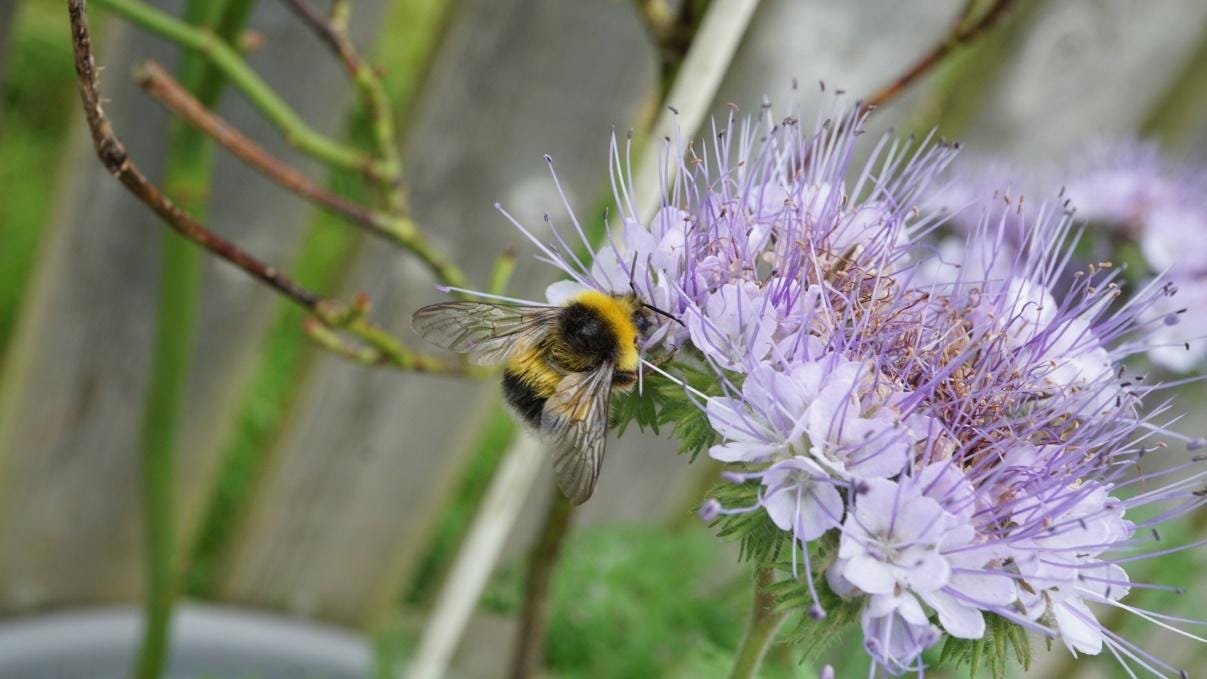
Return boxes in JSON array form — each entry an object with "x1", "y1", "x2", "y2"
[
  {"x1": 92, "y1": 0, "x2": 389, "y2": 181},
  {"x1": 729, "y1": 567, "x2": 787, "y2": 679},
  {"x1": 509, "y1": 490, "x2": 576, "y2": 679},
  {"x1": 135, "y1": 206, "x2": 203, "y2": 679},
  {"x1": 132, "y1": 2, "x2": 255, "y2": 677}
]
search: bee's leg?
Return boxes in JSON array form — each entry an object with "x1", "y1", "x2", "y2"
[{"x1": 645, "y1": 347, "x2": 679, "y2": 368}]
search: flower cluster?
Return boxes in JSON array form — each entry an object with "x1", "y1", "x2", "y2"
[
  {"x1": 931, "y1": 141, "x2": 1207, "y2": 372},
  {"x1": 505, "y1": 103, "x2": 1205, "y2": 675}
]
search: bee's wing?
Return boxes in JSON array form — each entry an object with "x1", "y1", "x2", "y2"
[
  {"x1": 541, "y1": 363, "x2": 614, "y2": 505},
  {"x1": 411, "y1": 301, "x2": 558, "y2": 366}
]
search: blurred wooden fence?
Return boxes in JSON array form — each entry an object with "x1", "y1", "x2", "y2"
[{"x1": 0, "y1": 0, "x2": 1205, "y2": 676}]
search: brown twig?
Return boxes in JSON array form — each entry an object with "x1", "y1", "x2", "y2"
[
  {"x1": 68, "y1": 0, "x2": 471, "y2": 374},
  {"x1": 282, "y1": 0, "x2": 362, "y2": 71},
  {"x1": 861, "y1": 0, "x2": 1020, "y2": 112},
  {"x1": 134, "y1": 58, "x2": 467, "y2": 290},
  {"x1": 69, "y1": 1, "x2": 321, "y2": 309},
  {"x1": 135, "y1": 61, "x2": 411, "y2": 247},
  {"x1": 281, "y1": 0, "x2": 404, "y2": 210},
  {"x1": 509, "y1": 489, "x2": 576, "y2": 679}
]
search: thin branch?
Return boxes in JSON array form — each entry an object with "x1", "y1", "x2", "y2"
[
  {"x1": 861, "y1": 0, "x2": 1020, "y2": 112},
  {"x1": 282, "y1": 0, "x2": 404, "y2": 210},
  {"x1": 134, "y1": 59, "x2": 468, "y2": 290},
  {"x1": 303, "y1": 316, "x2": 383, "y2": 365},
  {"x1": 70, "y1": 4, "x2": 320, "y2": 308},
  {"x1": 68, "y1": 0, "x2": 472, "y2": 374},
  {"x1": 282, "y1": 0, "x2": 362, "y2": 70},
  {"x1": 509, "y1": 490, "x2": 576, "y2": 679},
  {"x1": 91, "y1": 0, "x2": 392, "y2": 182},
  {"x1": 135, "y1": 60, "x2": 383, "y2": 235}
]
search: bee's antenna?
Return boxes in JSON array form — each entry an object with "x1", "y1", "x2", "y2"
[
  {"x1": 626, "y1": 251, "x2": 684, "y2": 326},
  {"x1": 642, "y1": 302, "x2": 685, "y2": 326}
]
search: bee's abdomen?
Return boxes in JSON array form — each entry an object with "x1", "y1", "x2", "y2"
[{"x1": 503, "y1": 369, "x2": 547, "y2": 427}]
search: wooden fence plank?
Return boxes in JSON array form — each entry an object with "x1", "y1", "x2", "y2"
[
  {"x1": 0, "y1": 0, "x2": 388, "y2": 612},
  {"x1": 0, "y1": 16, "x2": 173, "y2": 611},
  {"x1": 216, "y1": 0, "x2": 658, "y2": 626},
  {"x1": 170, "y1": 0, "x2": 393, "y2": 560},
  {"x1": 967, "y1": 0, "x2": 1207, "y2": 159}
]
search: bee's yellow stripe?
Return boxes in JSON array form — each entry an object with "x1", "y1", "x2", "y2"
[
  {"x1": 574, "y1": 290, "x2": 639, "y2": 371},
  {"x1": 506, "y1": 344, "x2": 562, "y2": 397}
]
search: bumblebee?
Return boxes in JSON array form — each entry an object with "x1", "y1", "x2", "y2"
[{"x1": 411, "y1": 290, "x2": 659, "y2": 504}]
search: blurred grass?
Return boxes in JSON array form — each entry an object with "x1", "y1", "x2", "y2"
[
  {"x1": 472, "y1": 522, "x2": 866, "y2": 678},
  {"x1": 183, "y1": 0, "x2": 458, "y2": 596},
  {"x1": 480, "y1": 523, "x2": 761, "y2": 678},
  {"x1": 0, "y1": 0, "x2": 87, "y2": 357}
]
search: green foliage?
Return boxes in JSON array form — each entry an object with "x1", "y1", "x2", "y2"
[
  {"x1": 707, "y1": 478, "x2": 788, "y2": 564},
  {"x1": 0, "y1": 0, "x2": 86, "y2": 355},
  {"x1": 371, "y1": 613, "x2": 420, "y2": 679},
  {"x1": 761, "y1": 533, "x2": 862, "y2": 664},
  {"x1": 611, "y1": 355, "x2": 722, "y2": 460},
  {"x1": 936, "y1": 614, "x2": 1031, "y2": 679},
  {"x1": 482, "y1": 524, "x2": 752, "y2": 679}
]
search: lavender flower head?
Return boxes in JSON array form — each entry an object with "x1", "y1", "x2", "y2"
[
  {"x1": 494, "y1": 102, "x2": 1206, "y2": 675},
  {"x1": 931, "y1": 140, "x2": 1207, "y2": 372}
]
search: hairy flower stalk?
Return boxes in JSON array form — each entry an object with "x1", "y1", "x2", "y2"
[{"x1": 472, "y1": 102, "x2": 1206, "y2": 676}]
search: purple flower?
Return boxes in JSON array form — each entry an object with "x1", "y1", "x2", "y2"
[
  {"x1": 861, "y1": 589, "x2": 941, "y2": 673},
  {"x1": 803, "y1": 372, "x2": 911, "y2": 480},
  {"x1": 937, "y1": 139, "x2": 1207, "y2": 372},
  {"x1": 1149, "y1": 278, "x2": 1207, "y2": 371},
  {"x1": 687, "y1": 282, "x2": 779, "y2": 371},
  {"x1": 1140, "y1": 201, "x2": 1207, "y2": 277},
  {"x1": 834, "y1": 478, "x2": 957, "y2": 596},
  {"x1": 485, "y1": 103, "x2": 1207, "y2": 676},
  {"x1": 760, "y1": 456, "x2": 843, "y2": 541},
  {"x1": 1063, "y1": 140, "x2": 1186, "y2": 228}
]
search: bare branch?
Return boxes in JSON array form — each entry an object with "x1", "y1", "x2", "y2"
[
  {"x1": 69, "y1": 1, "x2": 321, "y2": 309},
  {"x1": 68, "y1": 0, "x2": 472, "y2": 374},
  {"x1": 861, "y1": 0, "x2": 1020, "y2": 112},
  {"x1": 282, "y1": 0, "x2": 362, "y2": 72},
  {"x1": 136, "y1": 61, "x2": 403, "y2": 246},
  {"x1": 281, "y1": 0, "x2": 404, "y2": 210}
]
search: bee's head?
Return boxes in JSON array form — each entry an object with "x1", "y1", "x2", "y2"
[
  {"x1": 618, "y1": 292, "x2": 680, "y2": 343},
  {"x1": 632, "y1": 305, "x2": 653, "y2": 339}
]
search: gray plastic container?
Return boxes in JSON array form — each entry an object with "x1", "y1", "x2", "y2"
[{"x1": 0, "y1": 603, "x2": 371, "y2": 678}]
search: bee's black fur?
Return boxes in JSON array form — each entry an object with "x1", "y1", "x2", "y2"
[
  {"x1": 558, "y1": 302, "x2": 619, "y2": 366},
  {"x1": 502, "y1": 369, "x2": 546, "y2": 427}
]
